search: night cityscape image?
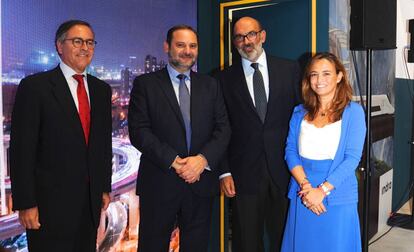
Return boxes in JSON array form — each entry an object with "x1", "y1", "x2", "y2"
[{"x1": 0, "y1": 0, "x2": 196, "y2": 251}]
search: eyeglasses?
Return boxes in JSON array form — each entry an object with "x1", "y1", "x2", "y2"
[
  {"x1": 63, "y1": 38, "x2": 97, "y2": 49},
  {"x1": 233, "y1": 30, "x2": 263, "y2": 42}
]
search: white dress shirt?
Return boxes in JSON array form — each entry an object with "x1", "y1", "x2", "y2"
[
  {"x1": 59, "y1": 61, "x2": 90, "y2": 111},
  {"x1": 241, "y1": 49, "x2": 270, "y2": 105}
]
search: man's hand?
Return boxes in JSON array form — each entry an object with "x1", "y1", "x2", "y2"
[
  {"x1": 171, "y1": 156, "x2": 185, "y2": 170},
  {"x1": 175, "y1": 155, "x2": 207, "y2": 183},
  {"x1": 18, "y1": 206, "x2": 41, "y2": 229},
  {"x1": 102, "y1": 192, "x2": 111, "y2": 211},
  {"x1": 220, "y1": 176, "x2": 236, "y2": 197}
]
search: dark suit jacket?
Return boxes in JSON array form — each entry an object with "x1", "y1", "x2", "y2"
[
  {"x1": 216, "y1": 56, "x2": 301, "y2": 194},
  {"x1": 10, "y1": 66, "x2": 112, "y2": 234},
  {"x1": 128, "y1": 68, "x2": 230, "y2": 197}
]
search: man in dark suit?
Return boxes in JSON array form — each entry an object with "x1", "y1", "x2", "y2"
[
  {"x1": 128, "y1": 25, "x2": 230, "y2": 252},
  {"x1": 10, "y1": 20, "x2": 112, "y2": 252},
  {"x1": 217, "y1": 17, "x2": 301, "y2": 252}
]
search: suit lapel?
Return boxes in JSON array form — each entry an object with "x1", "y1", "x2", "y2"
[
  {"x1": 50, "y1": 67, "x2": 87, "y2": 146},
  {"x1": 157, "y1": 68, "x2": 186, "y2": 128},
  {"x1": 189, "y1": 71, "x2": 201, "y2": 142},
  {"x1": 233, "y1": 63, "x2": 264, "y2": 122},
  {"x1": 234, "y1": 64, "x2": 258, "y2": 114},
  {"x1": 266, "y1": 57, "x2": 282, "y2": 123},
  {"x1": 87, "y1": 75, "x2": 99, "y2": 146}
]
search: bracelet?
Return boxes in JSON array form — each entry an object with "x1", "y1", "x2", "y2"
[
  {"x1": 299, "y1": 177, "x2": 309, "y2": 188},
  {"x1": 317, "y1": 187, "x2": 326, "y2": 196},
  {"x1": 318, "y1": 183, "x2": 331, "y2": 196},
  {"x1": 301, "y1": 181, "x2": 311, "y2": 189}
]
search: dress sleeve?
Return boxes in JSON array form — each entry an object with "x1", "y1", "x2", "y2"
[
  {"x1": 285, "y1": 106, "x2": 303, "y2": 171},
  {"x1": 325, "y1": 104, "x2": 366, "y2": 188}
]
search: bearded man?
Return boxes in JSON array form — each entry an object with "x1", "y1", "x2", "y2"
[
  {"x1": 216, "y1": 17, "x2": 301, "y2": 252},
  {"x1": 128, "y1": 24, "x2": 230, "y2": 252}
]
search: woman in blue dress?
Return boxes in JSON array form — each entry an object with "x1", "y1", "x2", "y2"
[{"x1": 281, "y1": 52, "x2": 366, "y2": 252}]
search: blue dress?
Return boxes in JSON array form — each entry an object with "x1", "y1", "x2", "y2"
[
  {"x1": 282, "y1": 103, "x2": 366, "y2": 252},
  {"x1": 281, "y1": 157, "x2": 362, "y2": 252}
]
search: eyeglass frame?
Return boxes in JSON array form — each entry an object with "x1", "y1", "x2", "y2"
[
  {"x1": 233, "y1": 30, "x2": 263, "y2": 43},
  {"x1": 63, "y1": 37, "x2": 97, "y2": 49}
]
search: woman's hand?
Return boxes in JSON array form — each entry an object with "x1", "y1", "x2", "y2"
[
  {"x1": 300, "y1": 187, "x2": 325, "y2": 208},
  {"x1": 309, "y1": 203, "x2": 327, "y2": 216}
]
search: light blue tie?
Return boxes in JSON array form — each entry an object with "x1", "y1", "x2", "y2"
[{"x1": 177, "y1": 74, "x2": 191, "y2": 152}]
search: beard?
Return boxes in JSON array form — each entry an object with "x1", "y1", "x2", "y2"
[
  {"x1": 169, "y1": 52, "x2": 196, "y2": 71},
  {"x1": 236, "y1": 42, "x2": 263, "y2": 62}
]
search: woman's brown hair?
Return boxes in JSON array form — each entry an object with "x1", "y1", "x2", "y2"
[{"x1": 302, "y1": 52, "x2": 353, "y2": 122}]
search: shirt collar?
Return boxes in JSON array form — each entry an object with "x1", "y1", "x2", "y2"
[
  {"x1": 241, "y1": 49, "x2": 267, "y2": 72},
  {"x1": 59, "y1": 61, "x2": 87, "y2": 80},
  {"x1": 167, "y1": 63, "x2": 191, "y2": 81}
]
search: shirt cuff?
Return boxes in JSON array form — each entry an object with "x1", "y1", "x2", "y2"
[{"x1": 219, "y1": 173, "x2": 232, "y2": 179}]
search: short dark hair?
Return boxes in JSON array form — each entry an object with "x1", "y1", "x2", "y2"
[
  {"x1": 166, "y1": 25, "x2": 198, "y2": 46},
  {"x1": 55, "y1": 20, "x2": 94, "y2": 49}
]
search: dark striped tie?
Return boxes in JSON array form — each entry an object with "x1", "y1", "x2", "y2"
[
  {"x1": 177, "y1": 74, "x2": 191, "y2": 152},
  {"x1": 251, "y1": 63, "x2": 267, "y2": 122}
]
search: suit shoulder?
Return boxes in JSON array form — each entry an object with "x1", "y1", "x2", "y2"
[
  {"x1": 222, "y1": 63, "x2": 240, "y2": 74},
  {"x1": 133, "y1": 69, "x2": 164, "y2": 85},
  {"x1": 267, "y1": 55, "x2": 298, "y2": 68},
  {"x1": 216, "y1": 63, "x2": 241, "y2": 81},
  {"x1": 87, "y1": 74, "x2": 110, "y2": 88},
  {"x1": 18, "y1": 68, "x2": 59, "y2": 91},
  {"x1": 21, "y1": 68, "x2": 56, "y2": 83},
  {"x1": 193, "y1": 71, "x2": 218, "y2": 84},
  {"x1": 134, "y1": 71, "x2": 158, "y2": 81}
]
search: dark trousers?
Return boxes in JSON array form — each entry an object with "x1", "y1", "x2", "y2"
[
  {"x1": 138, "y1": 185, "x2": 214, "y2": 252},
  {"x1": 232, "y1": 168, "x2": 288, "y2": 252},
  {"x1": 27, "y1": 191, "x2": 97, "y2": 252}
]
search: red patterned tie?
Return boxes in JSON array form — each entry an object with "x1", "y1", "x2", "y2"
[{"x1": 73, "y1": 74, "x2": 90, "y2": 145}]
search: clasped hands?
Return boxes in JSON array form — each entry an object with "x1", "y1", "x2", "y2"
[
  {"x1": 172, "y1": 155, "x2": 207, "y2": 184},
  {"x1": 299, "y1": 185, "x2": 327, "y2": 216}
]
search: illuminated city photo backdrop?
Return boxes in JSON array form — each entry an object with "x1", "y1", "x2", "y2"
[{"x1": 0, "y1": 0, "x2": 197, "y2": 251}]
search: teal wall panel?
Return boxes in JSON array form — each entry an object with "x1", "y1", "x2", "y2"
[
  {"x1": 232, "y1": 0, "x2": 310, "y2": 60},
  {"x1": 197, "y1": 0, "x2": 329, "y2": 74},
  {"x1": 393, "y1": 78, "x2": 414, "y2": 211},
  {"x1": 197, "y1": 1, "x2": 220, "y2": 74},
  {"x1": 316, "y1": 0, "x2": 329, "y2": 52}
]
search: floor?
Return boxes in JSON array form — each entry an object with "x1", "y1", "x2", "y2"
[{"x1": 369, "y1": 199, "x2": 414, "y2": 252}]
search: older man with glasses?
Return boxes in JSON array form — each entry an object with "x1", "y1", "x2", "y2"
[
  {"x1": 10, "y1": 19, "x2": 112, "y2": 252},
  {"x1": 216, "y1": 16, "x2": 302, "y2": 252}
]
